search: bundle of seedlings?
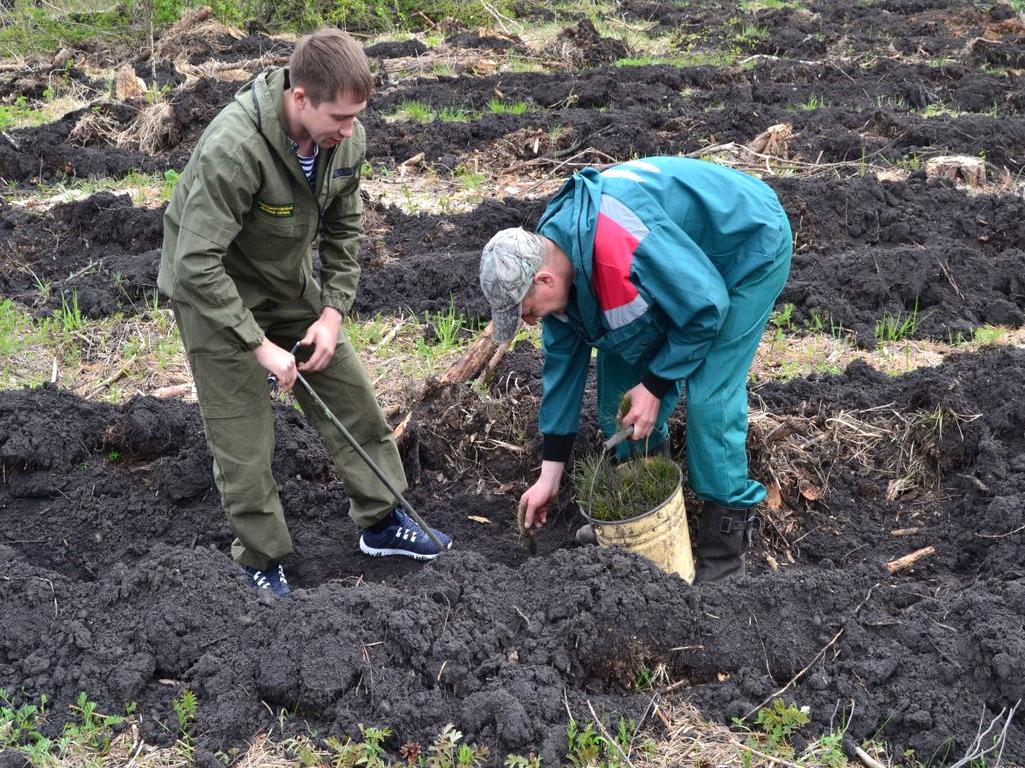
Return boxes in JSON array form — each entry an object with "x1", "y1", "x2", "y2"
[{"x1": 573, "y1": 452, "x2": 679, "y2": 522}]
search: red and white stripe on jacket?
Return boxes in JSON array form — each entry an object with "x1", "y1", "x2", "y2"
[{"x1": 593, "y1": 194, "x2": 650, "y2": 329}]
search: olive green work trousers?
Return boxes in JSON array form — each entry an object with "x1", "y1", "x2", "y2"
[{"x1": 173, "y1": 297, "x2": 405, "y2": 570}]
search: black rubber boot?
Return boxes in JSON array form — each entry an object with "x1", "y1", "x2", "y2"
[
  {"x1": 693, "y1": 501, "x2": 758, "y2": 583},
  {"x1": 576, "y1": 524, "x2": 598, "y2": 545}
]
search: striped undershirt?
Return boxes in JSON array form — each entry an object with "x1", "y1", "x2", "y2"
[{"x1": 295, "y1": 145, "x2": 318, "y2": 194}]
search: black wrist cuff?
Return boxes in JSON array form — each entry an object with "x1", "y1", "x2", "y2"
[{"x1": 541, "y1": 433, "x2": 576, "y2": 463}]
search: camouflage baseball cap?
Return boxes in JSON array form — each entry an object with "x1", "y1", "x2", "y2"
[{"x1": 479, "y1": 227, "x2": 544, "y2": 342}]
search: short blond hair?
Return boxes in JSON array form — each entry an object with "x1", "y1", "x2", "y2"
[{"x1": 289, "y1": 28, "x2": 372, "y2": 105}]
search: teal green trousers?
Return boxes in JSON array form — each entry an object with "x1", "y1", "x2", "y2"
[
  {"x1": 174, "y1": 293, "x2": 405, "y2": 570},
  {"x1": 597, "y1": 223, "x2": 793, "y2": 508}
]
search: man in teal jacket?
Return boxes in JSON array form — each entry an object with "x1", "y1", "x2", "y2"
[
  {"x1": 160, "y1": 29, "x2": 450, "y2": 598},
  {"x1": 480, "y1": 157, "x2": 791, "y2": 582}
]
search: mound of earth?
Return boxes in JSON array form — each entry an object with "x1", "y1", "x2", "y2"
[{"x1": 3, "y1": 346, "x2": 1025, "y2": 761}]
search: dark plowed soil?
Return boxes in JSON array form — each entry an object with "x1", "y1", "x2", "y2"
[
  {"x1": 8, "y1": 168, "x2": 1024, "y2": 349},
  {"x1": 3, "y1": 344, "x2": 1025, "y2": 762},
  {"x1": 0, "y1": 193, "x2": 164, "y2": 317},
  {"x1": 5, "y1": 0, "x2": 1025, "y2": 761},
  {"x1": 4, "y1": 0, "x2": 1025, "y2": 185}
]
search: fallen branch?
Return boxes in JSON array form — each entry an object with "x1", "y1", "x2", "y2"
[
  {"x1": 854, "y1": 746, "x2": 888, "y2": 768},
  {"x1": 152, "y1": 383, "x2": 193, "y2": 399},
  {"x1": 890, "y1": 526, "x2": 922, "y2": 537},
  {"x1": 886, "y1": 546, "x2": 935, "y2": 574}
]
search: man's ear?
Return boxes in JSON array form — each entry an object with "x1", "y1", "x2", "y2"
[
  {"x1": 534, "y1": 270, "x2": 555, "y2": 287},
  {"x1": 292, "y1": 86, "x2": 307, "y2": 109}
]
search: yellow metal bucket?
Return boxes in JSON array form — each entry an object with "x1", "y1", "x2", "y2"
[{"x1": 581, "y1": 464, "x2": 695, "y2": 583}]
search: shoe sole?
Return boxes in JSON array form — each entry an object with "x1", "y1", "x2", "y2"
[{"x1": 359, "y1": 538, "x2": 451, "y2": 561}]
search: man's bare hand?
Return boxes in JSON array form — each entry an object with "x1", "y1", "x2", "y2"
[
  {"x1": 298, "y1": 307, "x2": 343, "y2": 372},
  {"x1": 518, "y1": 461, "x2": 565, "y2": 531},
  {"x1": 621, "y1": 382, "x2": 661, "y2": 440},
  {"x1": 254, "y1": 338, "x2": 297, "y2": 392}
]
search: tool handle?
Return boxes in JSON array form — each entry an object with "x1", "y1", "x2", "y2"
[
  {"x1": 602, "y1": 425, "x2": 634, "y2": 451},
  {"x1": 266, "y1": 341, "x2": 305, "y2": 391}
]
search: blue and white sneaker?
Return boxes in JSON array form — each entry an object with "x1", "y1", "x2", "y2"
[
  {"x1": 241, "y1": 564, "x2": 291, "y2": 598},
  {"x1": 359, "y1": 509, "x2": 452, "y2": 560}
]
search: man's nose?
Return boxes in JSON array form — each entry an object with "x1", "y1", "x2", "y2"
[{"x1": 339, "y1": 122, "x2": 354, "y2": 137}]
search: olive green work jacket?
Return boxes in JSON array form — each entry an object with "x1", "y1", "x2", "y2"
[{"x1": 158, "y1": 67, "x2": 365, "y2": 349}]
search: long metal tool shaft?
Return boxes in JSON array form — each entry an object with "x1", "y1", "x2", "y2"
[{"x1": 291, "y1": 370, "x2": 447, "y2": 553}]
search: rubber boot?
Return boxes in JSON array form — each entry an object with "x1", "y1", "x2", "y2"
[
  {"x1": 693, "y1": 501, "x2": 758, "y2": 583},
  {"x1": 576, "y1": 524, "x2": 598, "y2": 545}
]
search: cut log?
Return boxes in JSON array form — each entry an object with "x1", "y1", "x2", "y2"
[
  {"x1": 924, "y1": 155, "x2": 986, "y2": 188},
  {"x1": 439, "y1": 322, "x2": 501, "y2": 385}
]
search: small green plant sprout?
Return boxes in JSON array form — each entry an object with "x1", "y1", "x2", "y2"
[
  {"x1": 424, "y1": 724, "x2": 488, "y2": 768},
  {"x1": 417, "y1": 297, "x2": 467, "y2": 357},
  {"x1": 65, "y1": 691, "x2": 126, "y2": 753},
  {"x1": 875, "y1": 299, "x2": 921, "y2": 343},
  {"x1": 326, "y1": 724, "x2": 392, "y2": 768},
  {"x1": 172, "y1": 688, "x2": 197, "y2": 759},
  {"x1": 0, "y1": 689, "x2": 49, "y2": 750},
  {"x1": 754, "y1": 698, "x2": 810, "y2": 745},
  {"x1": 105, "y1": 449, "x2": 121, "y2": 462},
  {"x1": 565, "y1": 718, "x2": 603, "y2": 768},
  {"x1": 769, "y1": 302, "x2": 796, "y2": 341},
  {"x1": 503, "y1": 753, "x2": 542, "y2": 768}
]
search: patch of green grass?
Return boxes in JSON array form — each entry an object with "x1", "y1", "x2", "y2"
[
  {"x1": 740, "y1": 0, "x2": 804, "y2": 11},
  {"x1": 160, "y1": 169, "x2": 180, "y2": 201},
  {"x1": 896, "y1": 152, "x2": 922, "y2": 172},
  {"x1": 0, "y1": 95, "x2": 49, "y2": 131},
  {"x1": 389, "y1": 98, "x2": 435, "y2": 122},
  {"x1": 0, "y1": 299, "x2": 38, "y2": 356},
  {"x1": 787, "y1": 94, "x2": 825, "y2": 112},
  {"x1": 0, "y1": 4, "x2": 133, "y2": 57},
  {"x1": 485, "y1": 98, "x2": 533, "y2": 116},
  {"x1": 972, "y1": 325, "x2": 1007, "y2": 345},
  {"x1": 343, "y1": 313, "x2": 393, "y2": 349},
  {"x1": 875, "y1": 300, "x2": 922, "y2": 343},
  {"x1": 416, "y1": 298, "x2": 467, "y2": 358},
  {"x1": 453, "y1": 164, "x2": 486, "y2": 189},
  {"x1": 616, "y1": 49, "x2": 739, "y2": 67},
  {"x1": 437, "y1": 106, "x2": 476, "y2": 122},
  {"x1": 920, "y1": 102, "x2": 960, "y2": 118}
]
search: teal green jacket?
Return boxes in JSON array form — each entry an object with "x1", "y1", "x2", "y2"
[
  {"x1": 536, "y1": 157, "x2": 789, "y2": 461},
  {"x1": 158, "y1": 68, "x2": 366, "y2": 350}
]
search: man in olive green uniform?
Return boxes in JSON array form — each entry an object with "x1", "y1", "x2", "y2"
[{"x1": 159, "y1": 29, "x2": 450, "y2": 598}]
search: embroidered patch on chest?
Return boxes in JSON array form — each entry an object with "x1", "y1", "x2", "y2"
[
  {"x1": 331, "y1": 166, "x2": 356, "y2": 179},
  {"x1": 257, "y1": 200, "x2": 295, "y2": 217}
]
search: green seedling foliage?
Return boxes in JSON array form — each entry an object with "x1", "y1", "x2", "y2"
[
  {"x1": 754, "y1": 698, "x2": 809, "y2": 745},
  {"x1": 325, "y1": 724, "x2": 391, "y2": 768},
  {"x1": 769, "y1": 302, "x2": 795, "y2": 340},
  {"x1": 573, "y1": 454, "x2": 678, "y2": 522},
  {"x1": 503, "y1": 754, "x2": 541, "y2": 768}
]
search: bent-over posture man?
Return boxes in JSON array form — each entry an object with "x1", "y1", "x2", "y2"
[
  {"x1": 159, "y1": 29, "x2": 450, "y2": 598},
  {"x1": 479, "y1": 157, "x2": 791, "y2": 582}
]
